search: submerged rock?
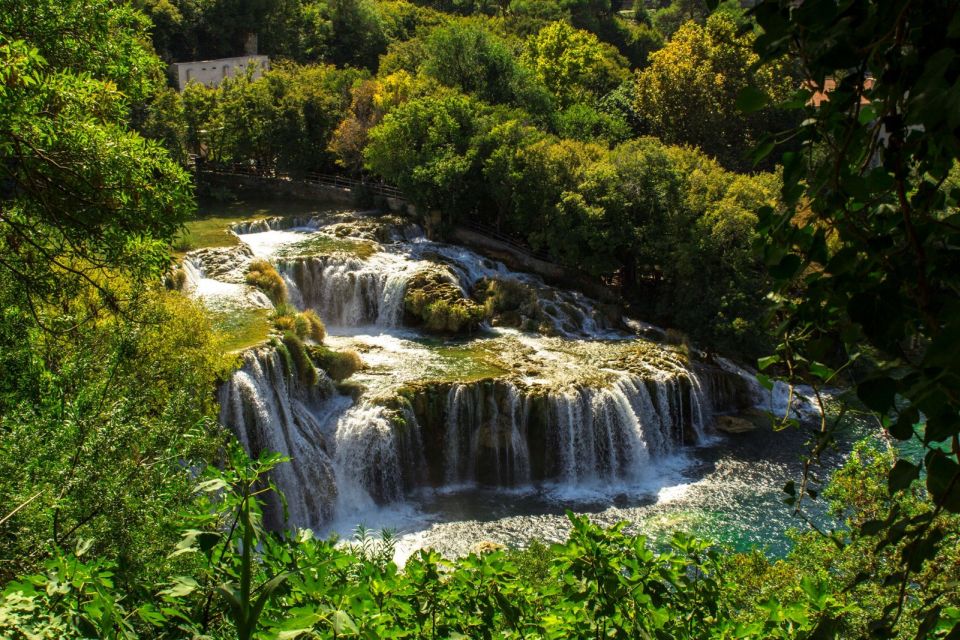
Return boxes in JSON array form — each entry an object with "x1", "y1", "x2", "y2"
[{"x1": 715, "y1": 415, "x2": 756, "y2": 434}]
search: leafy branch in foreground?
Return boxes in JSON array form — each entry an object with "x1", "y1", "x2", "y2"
[
  {"x1": 740, "y1": 0, "x2": 960, "y2": 634},
  {"x1": 2, "y1": 442, "x2": 873, "y2": 639}
]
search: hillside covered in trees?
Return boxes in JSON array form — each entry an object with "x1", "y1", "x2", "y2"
[{"x1": 1, "y1": 0, "x2": 959, "y2": 638}]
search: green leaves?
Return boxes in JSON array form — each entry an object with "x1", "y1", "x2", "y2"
[
  {"x1": 888, "y1": 460, "x2": 920, "y2": 494},
  {"x1": 857, "y1": 377, "x2": 898, "y2": 414},
  {"x1": 926, "y1": 453, "x2": 960, "y2": 513},
  {"x1": 749, "y1": 0, "x2": 960, "y2": 632},
  {"x1": 736, "y1": 86, "x2": 770, "y2": 113}
]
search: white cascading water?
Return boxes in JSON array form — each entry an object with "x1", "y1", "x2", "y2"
[
  {"x1": 440, "y1": 371, "x2": 710, "y2": 488},
  {"x1": 205, "y1": 212, "x2": 755, "y2": 532},
  {"x1": 220, "y1": 348, "x2": 430, "y2": 530},
  {"x1": 445, "y1": 383, "x2": 531, "y2": 487},
  {"x1": 332, "y1": 404, "x2": 405, "y2": 513},
  {"x1": 219, "y1": 348, "x2": 344, "y2": 528},
  {"x1": 278, "y1": 252, "x2": 428, "y2": 328}
]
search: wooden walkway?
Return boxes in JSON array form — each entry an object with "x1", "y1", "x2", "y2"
[
  {"x1": 199, "y1": 167, "x2": 408, "y2": 201},
  {"x1": 200, "y1": 167, "x2": 556, "y2": 263}
]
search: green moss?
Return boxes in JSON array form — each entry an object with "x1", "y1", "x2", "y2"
[
  {"x1": 209, "y1": 308, "x2": 272, "y2": 353},
  {"x1": 336, "y1": 380, "x2": 366, "y2": 400},
  {"x1": 283, "y1": 333, "x2": 319, "y2": 387},
  {"x1": 309, "y1": 345, "x2": 363, "y2": 381},
  {"x1": 272, "y1": 338, "x2": 294, "y2": 379},
  {"x1": 474, "y1": 277, "x2": 547, "y2": 329},
  {"x1": 275, "y1": 234, "x2": 378, "y2": 259},
  {"x1": 174, "y1": 217, "x2": 242, "y2": 254},
  {"x1": 426, "y1": 343, "x2": 508, "y2": 382}
]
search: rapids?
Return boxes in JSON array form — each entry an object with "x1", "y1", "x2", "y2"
[{"x1": 190, "y1": 203, "x2": 823, "y2": 560}]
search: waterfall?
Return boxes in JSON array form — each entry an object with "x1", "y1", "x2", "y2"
[
  {"x1": 332, "y1": 401, "x2": 427, "y2": 516},
  {"x1": 219, "y1": 347, "x2": 344, "y2": 529},
  {"x1": 279, "y1": 252, "x2": 430, "y2": 328},
  {"x1": 194, "y1": 209, "x2": 782, "y2": 539},
  {"x1": 221, "y1": 346, "x2": 432, "y2": 529},
  {"x1": 231, "y1": 216, "x2": 319, "y2": 235},
  {"x1": 333, "y1": 404, "x2": 403, "y2": 511},
  {"x1": 444, "y1": 382, "x2": 531, "y2": 486},
  {"x1": 280, "y1": 256, "x2": 386, "y2": 326},
  {"x1": 433, "y1": 369, "x2": 711, "y2": 489},
  {"x1": 544, "y1": 376, "x2": 659, "y2": 484}
]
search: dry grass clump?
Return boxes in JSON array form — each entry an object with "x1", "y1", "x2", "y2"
[
  {"x1": 309, "y1": 346, "x2": 362, "y2": 381},
  {"x1": 297, "y1": 309, "x2": 326, "y2": 342},
  {"x1": 164, "y1": 267, "x2": 188, "y2": 291},
  {"x1": 271, "y1": 304, "x2": 327, "y2": 343},
  {"x1": 246, "y1": 259, "x2": 287, "y2": 304}
]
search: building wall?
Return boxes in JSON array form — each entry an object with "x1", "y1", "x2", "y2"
[{"x1": 171, "y1": 56, "x2": 270, "y2": 90}]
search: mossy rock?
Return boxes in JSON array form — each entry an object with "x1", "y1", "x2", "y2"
[
  {"x1": 336, "y1": 380, "x2": 367, "y2": 400},
  {"x1": 404, "y1": 270, "x2": 487, "y2": 334},
  {"x1": 473, "y1": 277, "x2": 552, "y2": 331},
  {"x1": 282, "y1": 333, "x2": 319, "y2": 387}
]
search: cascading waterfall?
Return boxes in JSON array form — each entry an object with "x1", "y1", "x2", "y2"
[
  {"x1": 332, "y1": 404, "x2": 405, "y2": 512},
  {"x1": 434, "y1": 369, "x2": 712, "y2": 489},
  {"x1": 203, "y1": 211, "x2": 768, "y2": 533},
  {"x1": 280, "y1": 256, "x2": 388, "y2": 326},
  {"x1": 278, "y1": 252, "x2": 428, "y2": 328},
  {"x1": 219, "y1": 348, "x2": 344, "y2": 529},
  {"x1": 220, "y1": 347, "x2": 430, "y2": 529},
  {"x1": 444, "y1": 383, "x2": 530, "y2": 487}
]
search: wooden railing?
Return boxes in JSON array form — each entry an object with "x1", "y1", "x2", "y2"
[
  {"x1": 199, "y1": 165, "x2": 408, "y2": 201},
  {"x1": 299, "y1": 172, "x2": 407, "y2": 200},
  {"x1": 200, "y1": 165, "x2": 559, "y2": 263},
  {"x1": 460, "y1": 220, "x2": 554, "y2": 262}
]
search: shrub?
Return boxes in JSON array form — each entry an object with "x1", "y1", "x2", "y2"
[
  {"x1": 404, "y1": 270, "x2": 488, "y2": 334},
  {"x1": 246, "y1": 259, "x2": 287, "y2": 304},
  {"x1": 476, "y1": 278, "x2": 546, "y2": 329},
  {"x1": 309, "y1": 346, "x2": 362, "y2": 381},
  {"x1": 299, "y1": 309, "x2": 326, "y2": 343},
  {"x1": 422, "y1": 299, "x2": 487, "y2": 333}
]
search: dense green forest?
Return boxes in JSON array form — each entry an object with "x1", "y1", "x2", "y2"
[{"x1": 1, "y1": 0, "x2": 959, "y2": 638}]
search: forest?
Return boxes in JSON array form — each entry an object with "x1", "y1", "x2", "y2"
[{"x1": 1, "y1": 0, "x2": 959, "y2": 638}]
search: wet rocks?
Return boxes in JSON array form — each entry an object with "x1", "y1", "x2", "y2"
[{"x1": 715, "y1": 415, "x2": 756, "y2": 434}]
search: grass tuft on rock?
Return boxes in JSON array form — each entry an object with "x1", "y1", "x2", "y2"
[
  {"x1": 309, "y1": 345, "x2": 362, "y2": 381},
  {"x1": 271, "y1": 304, "x2": 326, "y2": 343},
  {"x1": 282, "y1": 332, "x2": 319, "y2": 387},
  {"x1": 246, "y1": 259, "x2": 287, "y2": 304}
]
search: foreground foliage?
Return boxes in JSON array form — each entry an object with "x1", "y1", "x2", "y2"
[
  {"x1": 745, "y1": 0, "x2": 960, "y2": 633},
  {"x1": 6, "y1": 439, "x2": 954, "y2": 640}
]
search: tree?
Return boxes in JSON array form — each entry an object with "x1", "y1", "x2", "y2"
[
  {"x1": 364, "y1": 92, "x2": 493, "y2": 220},
  {"x1": 635, "y1": 12, "x2": 792, "y2": 171},
  {"x1": 423, "y1": 22, "x2": 520, "y2": 104},
  {"x1": 331, "y1": 70, "x2": 416, "y2": 172},
  {"x1": 0, "y1": 0, "x2": 227, "y2": 584},
  {"x1": 746, "y1": 0, "x2": 960, "y2": 634},
  {"x1": 0, "y1": 29, "x2": 193, "y2": 305},
  {"x1": 523, "y1": 20, "x2": 630, "y2": 107},
  {"x1": 1, "y1": 0, "x2": 164, "y2": 106},
  {"x1": 327, "y1": 0, "x2": 390, "y2": 69}
]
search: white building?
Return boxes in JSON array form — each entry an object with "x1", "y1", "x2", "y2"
[{"x1": 170, "y1": 55, "x2": 270, "y2": 91}]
